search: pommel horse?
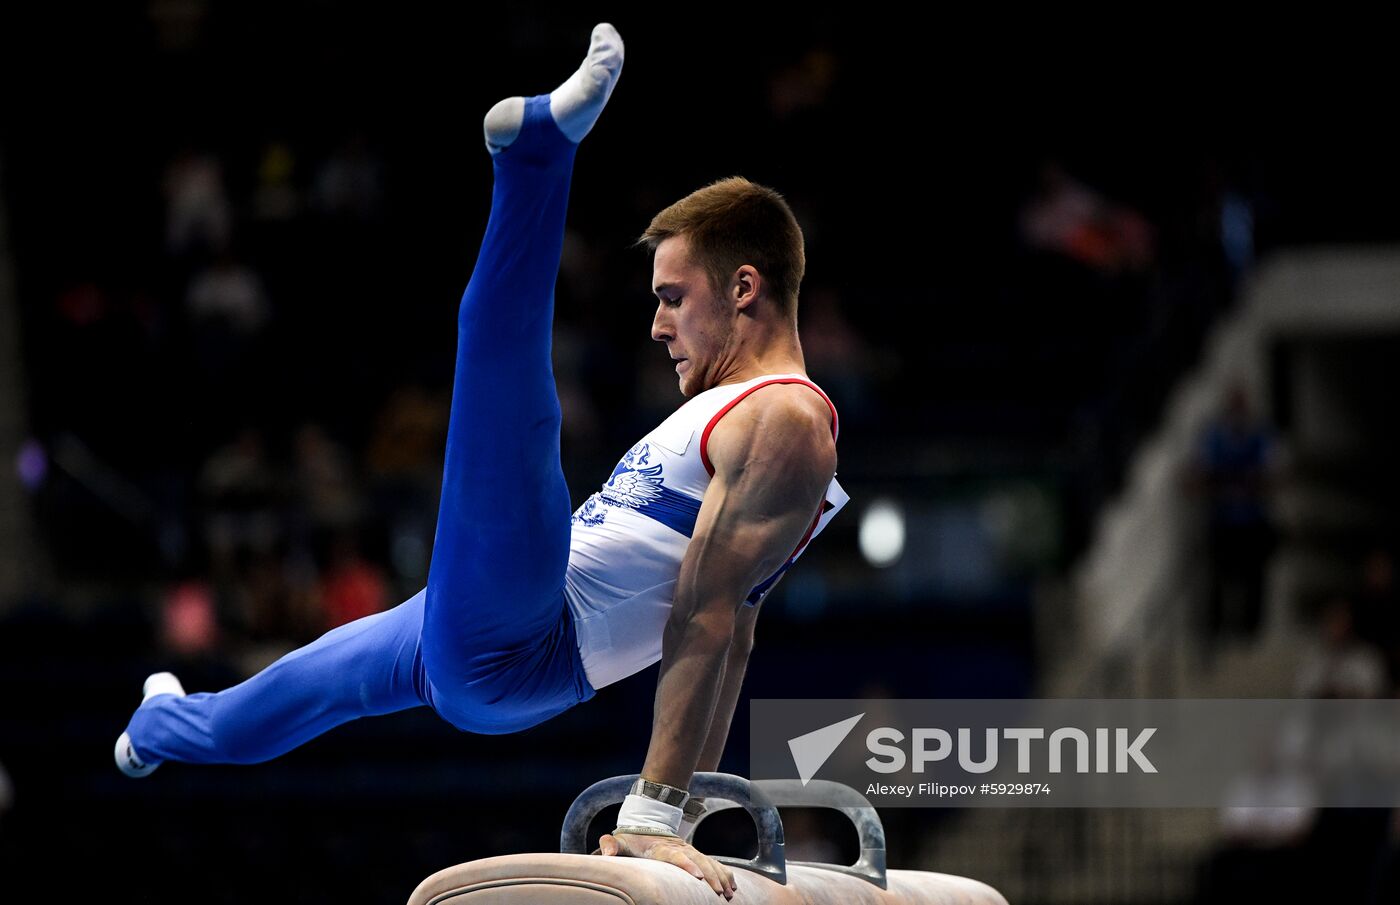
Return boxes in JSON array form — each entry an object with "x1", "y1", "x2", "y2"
[{"x1": 407, "y1": 773, "x2": 1008, "y2": 904}]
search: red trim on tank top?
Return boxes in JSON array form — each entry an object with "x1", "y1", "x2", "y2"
[{"x1": 698, "y1": 377, "x2": 839, "y2": 478}]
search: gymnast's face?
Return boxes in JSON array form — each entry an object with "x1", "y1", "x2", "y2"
[{"x1": 650, "y1": 234, "x2": 738, "y2": 398}]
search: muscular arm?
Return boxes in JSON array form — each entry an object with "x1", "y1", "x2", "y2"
[
  {"x1": 693, "y1": 587, "x2": 769, "y2": 776},
  {"x1": 640, "y1": 387, "x2": 835, "y2": 788},
  {"x1": 679, "y1": 589, "x2": 766, "y2": 843}
]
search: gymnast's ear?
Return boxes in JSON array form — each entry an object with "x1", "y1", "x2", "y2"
[{"x1": 732, "y1": 264, "x2": 761, "y2": 311}]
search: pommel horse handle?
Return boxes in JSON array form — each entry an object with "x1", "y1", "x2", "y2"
[{"x1": 558, "y1": 772, "x2": 889, "y2": 889}]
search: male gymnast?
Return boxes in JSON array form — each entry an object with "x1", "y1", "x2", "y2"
[{"x1": 115, "y1": 23, "x2": 846, "y2": 900}]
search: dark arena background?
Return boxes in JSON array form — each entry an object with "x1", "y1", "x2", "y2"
[{"x1": 2, "y1": 6, "x2": 1399, "y2": 904}]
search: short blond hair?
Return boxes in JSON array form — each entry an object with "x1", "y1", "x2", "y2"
[{"x1": 636, "y1": 176, "x2": 805, "y2": 317}]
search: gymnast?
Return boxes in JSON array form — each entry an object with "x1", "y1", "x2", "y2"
[{"x1": 116, "y1": 23, "x2": 846, "y2": 899}]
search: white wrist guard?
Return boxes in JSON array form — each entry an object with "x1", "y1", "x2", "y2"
[{"x1": 615, "y1": 793, "x2": 684, "y2": 836}]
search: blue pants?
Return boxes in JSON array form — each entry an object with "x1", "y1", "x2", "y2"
[{"x1": 125, "y1": 96, "x2": 595, "y2": 766}]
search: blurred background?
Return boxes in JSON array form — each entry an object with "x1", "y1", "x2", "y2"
[{"x1": 1, "y1": 5, "x2": 1398, "y2": 903}]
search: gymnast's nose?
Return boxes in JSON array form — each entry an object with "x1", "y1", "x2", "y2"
[{"x1": 651, "y1": 302, "x2": 674, "y2": 343}]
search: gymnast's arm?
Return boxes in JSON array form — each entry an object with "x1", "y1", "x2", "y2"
[
  {"x1": 597, "y1": 387, "x2": 834, "y2": 893},
  {"x1": 692, "y1": 589, "x2": 768, "y2": 776},
  {"x1": 644, "y1": 385, "x2": 832, "y2": 791},
  {"x1": 678, "y1": 583, "x2": 772, "y2": 841}
]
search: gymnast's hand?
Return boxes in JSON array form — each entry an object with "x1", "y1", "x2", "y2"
[{"x1": 596, "y1": 831, "x2": 737, "y2": 899}]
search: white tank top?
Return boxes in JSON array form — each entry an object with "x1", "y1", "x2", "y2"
[{"x1": 564, "y1": 372, "x2": 849, "y2": 689}]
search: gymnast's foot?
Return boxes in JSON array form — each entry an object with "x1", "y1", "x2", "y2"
[
  {"x1": 483, "y1": 22, "x2": 624, "y2": 154},
  {"x1": 114, "y1": 672, "x2": 186, "y2": 778}
]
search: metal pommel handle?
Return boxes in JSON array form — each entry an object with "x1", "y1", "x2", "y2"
[
  {"x1": 559, "y1": 772, "x2": 787, "y2": 885},
  {"x1": 694, "y1": 779, "x2": 888, "y2": 889}
]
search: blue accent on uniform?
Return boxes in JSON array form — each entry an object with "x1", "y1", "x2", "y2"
[
  {"x1": 745, "y1": 561, "x2": 792, "y2": 606},
  {"x1": 124, "y1": 95, "x2": 596, "y2": 767},
  {"x1": 636, "y1": 486, "x2": 702, "y2": 537}
]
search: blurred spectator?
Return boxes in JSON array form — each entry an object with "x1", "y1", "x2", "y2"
[
  {"x1": 1191, "y1": 384, "x2": 1281, "y2": 644},
  {"x1": 279, "y1": 544, "x2": 326, "y2": 645},
  {"x1": 1200, "y1": 160, "x2": 1256, "y2": 288},
  {"x1": 294, "y1": 423, "x2": 364, "y2": 536},
  {"x1": 367, "y1": 387, "x2": 447, "y2": 590},
  {"x1": 235, "y1": 551, "x2": 300, "y2": 642},
  {"x1": 1201, "y1": 711, "x2": 1318, "y2": 903},
  {"x1": 317, "y1": 537, "x2": 388, "y2": 630},
  {"x1": 185, "y1": 253, "x2": 273, "y2": 415},
  {"x1": 1204, "y1": 742, "x2": 1316, "y2": 903},
  {"x1": 366, "y1": 387, "x2": 445, "y2": 485},
  {"x1": 186, "y1": 252, "x2": 271, "y2": 334},
  {"x1": 252, "y1": 141, "x2": 304, "y2": 223},
  {"x1": 1295, "y1": 598, "x2": 1388, "y2": 698},
  {"x1": 159, "y1": 576, "x2": 222, "y2": 658},
  {"x1": 312, "y1": 134, "x2": 383, "y2": 222},
  {"x1": 1219, "y1": 189, "x2": 1255, "y2": 284},
  {"x1": 198, "y1": 429, "x2": 279, "y2": 573},
  {"x1": 1020, "y1": 162, "x2": 1154, "y2": 274},
  {"x1": 1219, "y1": 775, "x2": 1317, "y2": 848},
  {"x1": 163, "y1": 149, "x2": 231, "y2": 257}
]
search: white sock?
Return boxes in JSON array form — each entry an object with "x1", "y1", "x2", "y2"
[
  {"x1": 142, "y1": 671, "x2": 186, "y2": 703},
  {"x1": 484, "y1": 22, "x2": 625, "y2": 154},
  {"x1": 548, "y1": 22, "x2": 624, "y2": 142},
  {"x1": 116, "y1": 674, "x2": 185, "y2": 778}
]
